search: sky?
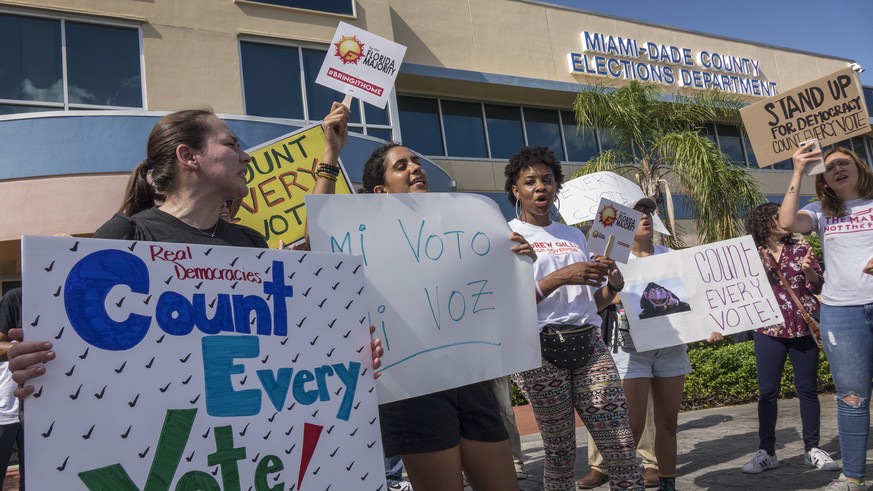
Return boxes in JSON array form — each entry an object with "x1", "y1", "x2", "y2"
[{"x1": 549, "y1": 0, "x2": 873, "y2": 87}]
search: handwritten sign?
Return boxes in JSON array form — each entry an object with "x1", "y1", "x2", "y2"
[
  {"x1": 315, "y1": 22, "x2": 407, "y2": 109},
  {"x1": 741, "y1": 67, "x2": 870, "y2": 167},
  {"x1": 588, "y1": 198, "x2": 642, "y2": 263},
  {"x1": 617, "y1": 235, "x2": 783, "y2": 351},
  {"x1": 22, "y1": 236, "x2": 383, "y2": 490},
  {"x1": 305, "y1": 193, "x2": 541, "y2": 404},
  {"x1": 234, "y1": 123, "x2": 354, "y2": 248},
  {"x1": 558, "y1": 171, "x2": 669, "y2": 235}
]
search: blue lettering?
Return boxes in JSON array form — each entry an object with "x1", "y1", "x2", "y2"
[
  {"x1": 261, "y1": 261, "x2": 293, "y2": 337},
  {"x1": 156, "y1": 291, "x2": 196, "y2": 336},
  {"x1": 256, "y1": 367, "x2": 293, "y2": 411},
  {"x1": 203, "y1": 335, "x2": 261, "y2": 417}
]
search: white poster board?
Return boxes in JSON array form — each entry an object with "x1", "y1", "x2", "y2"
[
  {"x1": 618, "y1": 235, "x2": 783, "y2": 351},
  {"x1": 315, "y1": 21, "x2": 407, "y2": 109},
  {"x1": 306, "y1": 193, "x2": 541, "y2": 404},
  {"x1": 22, "y1": 236, "x2": 384, "y2": 490},
  {"x1": 587, "y1": 197, "x2": 643, "y2": 263},
  {"x1": 558, "y1": 171, "x2": 670, "y2": 235}
]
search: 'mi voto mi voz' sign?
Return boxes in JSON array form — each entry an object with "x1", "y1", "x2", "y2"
[{"x1": 568, "y1": 32, "x2": 778, "y2": 98}]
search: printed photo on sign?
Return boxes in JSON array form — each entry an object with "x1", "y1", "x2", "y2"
[
  {"x1": 21, "y1": 236, "x2": 384, "y2": 491},
  {"x1": 627, "y1": 278, "x2": 692, "y2": 320}
]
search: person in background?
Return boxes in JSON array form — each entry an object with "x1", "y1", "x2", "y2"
[
  {"x1": 0, "y1": 288, "x2": 23, "y2": 491},
  {"x1": 385, "y1": 455, "x2": 413, "y2": 491},
  {"x1": 489, "y1": 376, "x2": 528, "y2": 480},
  {"x1": 777, "y1": 144, "x2": 873, "y2": 491}
]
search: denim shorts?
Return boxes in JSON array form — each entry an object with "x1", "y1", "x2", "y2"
[{"x1": 611, "y1": 344, "x2": 691, "y2": 379}]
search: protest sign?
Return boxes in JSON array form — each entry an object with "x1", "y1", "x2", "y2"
[
  {"x1": 234, "y1": 123, "x2": 354, "y2": 248},
  {"x1": 22, "y1": 236, "x2": 383, "y2": 490},
  {"x1": 558, "y1": 171, "x2": 670, "y2": 235},
  {"x1": 740, "y1": 67, "x2": 870, "y2": 167},
  {"x1": 587, "y1": 197, "x2": 642, "y2": 263},
  {"x1": 315, "y1": 22, "x2": 407, "y2": 109},
  {"x1": 618, "y1": 235, "x2": 783, "y2": 351},
  {"x1": 305, "y1": 193, "x2": 540, "y2": 404}
]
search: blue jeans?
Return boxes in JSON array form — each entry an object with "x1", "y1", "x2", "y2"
[
  {"x1": 385, "y1": 454, "x2": 404, "y2": 485},
  {"x1": 820, "y1": 302, "x2": 873, "y2": 481}
]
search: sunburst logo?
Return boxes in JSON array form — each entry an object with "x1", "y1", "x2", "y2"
[
  {"x1": 598, "y1": 205, "x2": 618, "y2": 227},
  {"x1": 334, "y1": 35, "x2": 365, "y2": 65}
]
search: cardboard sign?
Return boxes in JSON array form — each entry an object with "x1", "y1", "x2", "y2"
[
  {"x1": 740, "y1": 67, "x2": 870, "y2": 167},
  {"x1": 234, "y1": 123, "x2": 354, "y2": 248},
  {"x1": 315, "y1": 22, "x2": 407, "y2": 109},
  {"x1": 306, "y1": 193, "x2": 541, "y2": 404},
  {"x1": 558, "y1": 171, "x2": 670, "y2": 235},
  {"x1": 22, "y1": 236, "x2": 384, "y2": 490},
  {"x1": 587, "y1": 197, "x2": 642, "y2": 263},
  {"x1": 618, "y1": 235, "x2": 783, "y2": 351}
]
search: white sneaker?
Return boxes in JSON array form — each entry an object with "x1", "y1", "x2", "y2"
[
  {"x1": 740, "y1": 449, "x2": 780, "y2": 474},
  {"x1": 806, "y1": 447, "x2": 841, "y2": 471},
  {"x1": 388, "y1": 481, "x2": 413, "y2": 491}
]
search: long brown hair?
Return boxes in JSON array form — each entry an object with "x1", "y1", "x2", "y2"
[
  {"x1": 814, "y1": 146, "x2": 873, "y2": 217},
  {"x1": 118, "y1": 109, "x2": 216, "y2": 216}
]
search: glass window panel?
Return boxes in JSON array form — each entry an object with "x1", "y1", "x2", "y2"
[
  {"x1": 771, "y1": 158, "x2": 793, "y2": 170},
  {"x1": 561, "y1": 110, "x2": 598, "y2": 162},
  {"x1": 348, "y1": 126, "x2": 363, "y2": 134},
  {"x1": 364, "y1": 102, "x2": 389, "y2": 126},
  {"x1": 366, "y1": 128, "x2": 393, "y2": 142},
  {"x1": 240, "y1": 42, "x2": 304, "y2": 119},
  {"x1": 397, "y1": 96, "x2": 444, "y2": 156},
  {"x1": 598, "y1": 128, "x2": 632, "y2": 155},
  {"x1": 850, "y1": 136, "x2": 871, "y2": 166},
  {"x1": 715, "y1": 124, "x2": 745, "y2": 166},
  {"x1": 0, "y1": 14, "x2": 62, "y2": 103},
  {"x1": 523, "y1": 108, "x2": 564, "y2": 159},
  {"x1": 742, "y1": 132, "x2": 758, "y2": 167},
  {"x1": 864, "y1": 87, "x2": 873, "y2": 118},
  {"x1": 441, "y1": 100, "x2": 486, "y2": 158},
  {"x1": 0, "y1": 104, "x2": 55, "y2": 115},
  {"x1": 242, "y1": 0, "x2": 354, "y2": 16},
  {"x1": 484, "y1": 104, "x2": 523, "y2": 160},
  {"x1": 66, "y1": 22, "x2": 141, "y2": 107},
  {"x1": 302, "y1": 48, "x2": 360, "y2": 123},
  {"x1": 700, "y1": 123, "x2": 716, "y2": 143}
]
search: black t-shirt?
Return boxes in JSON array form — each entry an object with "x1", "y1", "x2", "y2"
[
  {"x1": 0, "y1": 287, "x2": 22, "y2": 335},
  {"x1": 94, "y1": 208, "x2": 267, "y2": 249}
]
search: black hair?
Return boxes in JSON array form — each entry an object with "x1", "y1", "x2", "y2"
[
  {"x1": 744, "y1": 202, "x2": 792, "y2": 248},
  {"x1": 361, "y1": 142, "x2": 401, "y2": 193},
  {"x1": 503, "y1": 146, "x2": 565, "y2": 205}
]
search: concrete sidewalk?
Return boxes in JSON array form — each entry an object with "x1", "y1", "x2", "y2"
[{"x1": 513, "y1": 395, "x2": 873, "y2": 490}]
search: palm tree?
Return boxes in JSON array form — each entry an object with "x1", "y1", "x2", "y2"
[{"x1": 571, "y1": 81, "x2": 764, "y2": 248}]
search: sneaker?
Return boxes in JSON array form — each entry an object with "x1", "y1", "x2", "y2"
[
  {"x1": 740, "y1": 449, "x2": 780, "y2": 474},
  {"x1": 388, "y1": 481, "x2": 413, "y2": 491},
  {"x1": 806, "y1": 447, "x2": 841, "y2": 471},
  {"x1": 824, "y1": 474, "x2": 865, "y2": 490}
]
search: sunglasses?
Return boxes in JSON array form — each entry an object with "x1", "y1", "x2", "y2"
[{"x1": 824, "y1": 158, "x2": 853, "y2": 173}]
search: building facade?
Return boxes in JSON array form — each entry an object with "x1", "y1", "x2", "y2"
[{"x1": 1, "y1": 0, "x2": 871, "y2": 288}]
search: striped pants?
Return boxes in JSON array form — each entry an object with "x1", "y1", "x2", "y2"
[{"x1": 513, "y1": 336, "x2": 644, "y2": 491}]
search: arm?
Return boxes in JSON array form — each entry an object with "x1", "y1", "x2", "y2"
[
  {"x1": 592, "y1": 255, "x2": 623, "y2": 311},
  {"x1": 801, "y1": 244, "x2": 824, "y2": 292},
  {"x1": 536, "y1": 259, "x2": 610, "y2": 303},
  {"x1": 778, "y1": 143, "x2": 817, "y2": 234}
]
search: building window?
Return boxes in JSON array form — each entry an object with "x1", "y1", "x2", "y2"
[
  {"x1": 0, "y1": 13, "x2": 142, "y2": 113},
  {"x1": 562, "y1": 110, "x2": 598, "y2": 162},
  {"x1": 239, "y1": 0, "x2": 354, "y2": 16},
  {"x1": 441, "y1": 100, "x2": 487, "y2": 158},
  {"x1": 239, "y1": 40, "x2": 392, "y2": 138},
  {"x1": 397, "y1": 96, "x2": 444, "y2": 156},
  {"x1": 523, "y1": 107, "x2": 564, "y2": 160},
  {"x1": 715, "y1": 124, "x2": 746, "y2": 166},
  {"x1": 485, "y1": 104, "x2": 524, "y2": 159}
]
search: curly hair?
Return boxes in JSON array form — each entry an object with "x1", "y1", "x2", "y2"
[
  {"x1": 814, "y1": 146, "x2": 873, "y2": 217},
  {"x1": 745, "y1": 202, "x2": 793, "y2": 248},
  {"x1": 503, "y1": 146, "x2": 565, "y2": 205},
  {"x1": 361, "y1": 142, "x2": 401, "y2": 193}
]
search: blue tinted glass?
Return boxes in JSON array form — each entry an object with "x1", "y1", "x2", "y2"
[
  {"x1": 849, "y1": 136, "x2": 871, "y2": 165},
  {"x1": 598, "y1": 128, "x2": 632, "y2": 154},
  {"x1": 561, "y1": 110, "x2": 598, "y2": 162},
  {"x1": 716, "y1": 124, "x2": 745, "y2": 165},
  {"x1": 742, "y1": 132, "x2": 758, "y2": 167},
  {"x1": 367, "y1": 128, "x2": 393, "y2": 142},
  {"x1": 398, "y1": 96, "x2": 444, "y2": 156},
  {"x1": 364, "y1": 102, "x2": 389, "y2": 125},
  {"x1": 441, "y1": 100, "x2": 486, "y2": 158},
  {"x1": 523, "y1": 108, "x2": 564, "y2": 159},
  {"x1": 242, "y1": 0, "x2": 353, "y2": 15},
  {"x1": 66, "y1": 22, "x2": 141, "y2": 107},
  {"x1": 0, "y1": 104, "x2": 54, "y2": 115},
  {"x1": 0, "y1": 14, "x2": 62, "y2": 102},
  {"x1": 865, "y1": 87, "x2": 873, "y2": 118},
  {"x1": 240, "y1": 42, "x2": 304, "y2": 119},
  {"x1": 701, "y1": 123, "x2": 716, "y2": 143},
  {"x1": 485, "y1": 104, "x2": 523, "y2": 159},
  {"x1": 302, "y1": 48, "x2": 360, "y2": 123}
]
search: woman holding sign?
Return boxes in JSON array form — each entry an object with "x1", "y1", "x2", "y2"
[
  {"x1": 778, "y1": 144, "x2": 873, "y2": 491},
  {"x1": 504, "y1": 146, "x2": 645, "y2": 491}
]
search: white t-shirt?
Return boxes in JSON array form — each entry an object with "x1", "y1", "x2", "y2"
[
  {"x1": 800, "y1": 198, "x2": 873, "y2": 306},
  {"x1": 0, "y1": 362, "x2": 19, "y2": 425},
  {"x1": 508, "y1": 219, "x2": 600, "y2": 330}
]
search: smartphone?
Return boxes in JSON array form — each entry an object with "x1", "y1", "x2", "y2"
[{"x1": 800, "y1": 138, "x2": 825, "y2": 176}]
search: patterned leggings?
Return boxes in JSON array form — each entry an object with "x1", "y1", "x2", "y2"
[{"x1": 513, "y1": 336, "x2": 644, "y2": 491}]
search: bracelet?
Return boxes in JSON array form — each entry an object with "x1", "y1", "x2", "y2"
[
  {"x1": 317, "y1": 163, "x2": 340, "y2": 176},
  {"x1": 316, "y1": 171, "x2": 338, "y2": 181},
  {"x1": 607, "y1": 281, "x2": 624, "y2": 294},
  {"x1": 535, "y1": 281, "x2": 546, "y2": 299}
]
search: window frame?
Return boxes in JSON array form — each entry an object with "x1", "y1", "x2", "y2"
[{"x1": 234, "y1": 0, "x2": 356, "y2": 19}]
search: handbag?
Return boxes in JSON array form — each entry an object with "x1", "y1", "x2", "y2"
[
  {"x1": 539, "y1": 323, "x2": 597, "y2": 369},
  {"x1": 765, "y1": 251, "x2": 824, "y2": 349}
]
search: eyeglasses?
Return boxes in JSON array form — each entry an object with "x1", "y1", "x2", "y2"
[
  {"x1": 634, "y1": 206, "x2": 655, "y2": 216},
  {"x1": 824, "y1": 159, "x2": 853, "y2": 173}
]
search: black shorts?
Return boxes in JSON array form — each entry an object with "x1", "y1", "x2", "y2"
[{"x1": 379, "y1": 381, "x2": 509, "y2": 456}]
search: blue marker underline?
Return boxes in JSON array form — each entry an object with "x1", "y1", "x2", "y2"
[{"x1": 378, "y1": 340, "x2": 502, "y2": 373}]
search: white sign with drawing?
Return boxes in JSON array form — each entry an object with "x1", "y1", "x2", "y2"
[{"x1": 587, "y1": 198, "x2": 643, "y2": 263}]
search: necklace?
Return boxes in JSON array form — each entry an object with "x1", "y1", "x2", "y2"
[{"x1": 196, "y1": 220, "x2": 221, "y2": 238}]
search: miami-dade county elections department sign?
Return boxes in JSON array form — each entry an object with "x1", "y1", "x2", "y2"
[
  {"x1": 741, "y1": 67, "x2": 870, "y2": 167},
  {"x1": 315, "y1": 22, "x2": 407, "y2": 109},
  {"x1": 234, "y1": 123, "x2": 354, "y2": 249},
  {"x1": 617, "y1": 235, "x2": 783, "y2": 351},
  {"x1": 306, "y1": 193, "x2": 540, "y2": 404},
  {"x1": 21, "y1": 236, "x2": 384, "y2": 490}
]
